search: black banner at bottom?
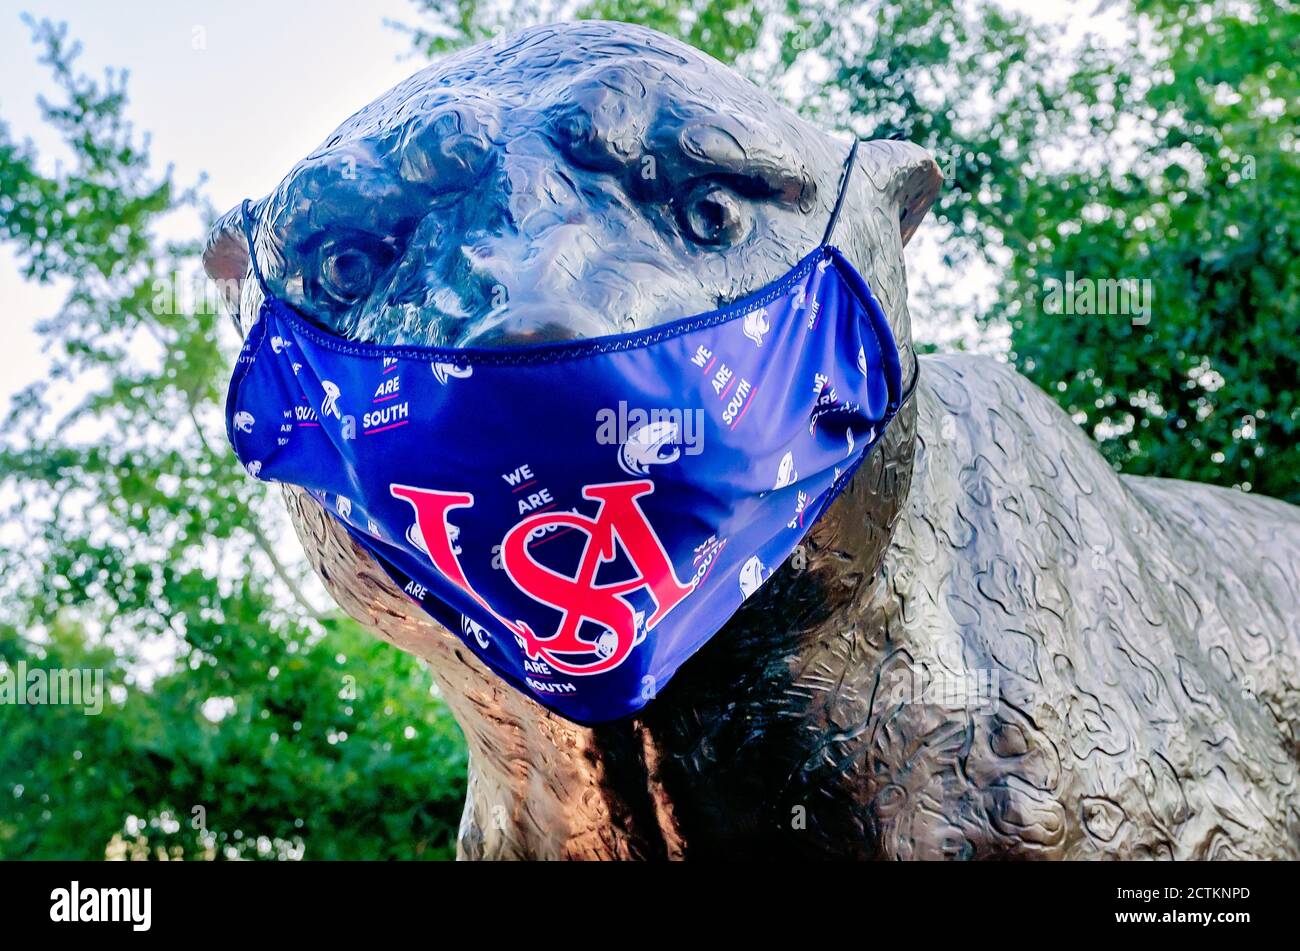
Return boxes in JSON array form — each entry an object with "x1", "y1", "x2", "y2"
[{"x1": 0, "y1": 858, "x2": 1285, "y2": 938}]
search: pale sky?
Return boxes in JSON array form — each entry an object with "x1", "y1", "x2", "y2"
[
  {"x1": 0, "y1": 0, "x2": 1105, "y2": 415},
  {"x1": 0, "y1": 0, "x2": 418, "y2": 414}
]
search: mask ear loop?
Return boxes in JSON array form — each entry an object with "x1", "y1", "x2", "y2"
[
  {"x1": 820, "y1": 140, "x2": 920, "y2": 411},
  {"x1": 820, "y1": 138, "x2": 860, "y2": 248},
  {"x1": 239, "y1": 198, "x2": 272, "y2": 303}
]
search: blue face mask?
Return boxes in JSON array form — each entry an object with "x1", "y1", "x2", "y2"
[{"x1": 226, "y1": 140, "x2": 910, "y2": 724}]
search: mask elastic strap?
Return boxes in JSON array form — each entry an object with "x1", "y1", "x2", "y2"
[
  {"x1": 820, "y1": 138, "x2": 860, "y2": 248},
  {"x1": 240, "y1": 199, "x2": 272, "y2": 300}
]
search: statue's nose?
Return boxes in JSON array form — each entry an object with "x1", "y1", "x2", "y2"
[
  {"x1": 461, "y1": 198, "x2": 619, "y2": 348},
  {"x1": 458, "y1": 296, "x2": 613, "y2": 348},
  {"x1": 403, "y1": 140, "x2": 630, "y2": 347}
]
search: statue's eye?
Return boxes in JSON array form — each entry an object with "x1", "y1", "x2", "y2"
[
  {"x1": 312, "y1": 235, "x2": 394, "y2": 308},
  {"x1": 680, "y1": 182, "x2": 748, "y2": 246}
]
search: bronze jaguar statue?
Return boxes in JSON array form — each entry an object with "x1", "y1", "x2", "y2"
[{"x1": 204, "y1": 21, "x2": 1300, "y2": 859}]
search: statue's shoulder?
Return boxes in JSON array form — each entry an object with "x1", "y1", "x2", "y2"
[
  {"x1": 916, "y1": 351, "x2": 1092, "y2": 444},
  {"x1": 909, "y1": 351, "x2": 1123, "y2": 513}
]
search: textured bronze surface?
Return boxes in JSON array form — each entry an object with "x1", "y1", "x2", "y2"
[{"x1": 206, "y1": 21, "x2": 1300, "y2": 859}]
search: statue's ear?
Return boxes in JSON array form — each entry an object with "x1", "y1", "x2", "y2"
[
  {"x1": 861, "y1": 139, "x2": 943, "y2": 247},
  {"x1": 203, "y1": 202, "x2": 255, "y2": 323}
]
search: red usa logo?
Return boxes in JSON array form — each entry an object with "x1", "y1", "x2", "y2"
[{"x1": 391, "y1": 480, "x2": 693, "y2": 675}]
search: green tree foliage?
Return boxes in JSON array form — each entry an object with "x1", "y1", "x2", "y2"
[
  {"x1": 1000, "y1": 0, "x2": 1298, "y2": 501},
  {"x1": 405, "y1": 0, "x2": 1298, "y2": 502},
  {"x1": 0, "y1": 19, "x2": 466, "y2": 860}
]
